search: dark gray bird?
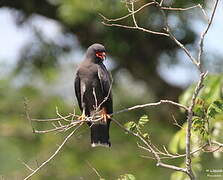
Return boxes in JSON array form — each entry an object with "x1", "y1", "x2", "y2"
[{"x1": 74, "y1": 43, "x2": 113, "y2": 147}]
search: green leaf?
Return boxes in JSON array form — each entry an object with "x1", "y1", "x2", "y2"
[
  {"x1": 213, "y1": 100, "x2": 223, "y2": 110},
  {"x1": 193, "y1": 104, "x2": 205, "y2": 118},
  {"x1": 124, "y1": 121, "x2": 137, "y2": 132},
  {"x1": 142, "y1": 133, "x2": 149, "y2": 139},
  {"x1": 207, "y1": 107, "x2": 218, "y2": 118},
  {"x1": 207, "y1": 100, "x2": 223, "y2": 119},
  {"x1": 192, "y1": 117, "x2": 203, "y2": 130},
  {"x1": 138, "y1": 115, "x2": 149, "y2": 127},
  {"x1": 118, "y1": 174, "x2": 136, "y2": 180}
]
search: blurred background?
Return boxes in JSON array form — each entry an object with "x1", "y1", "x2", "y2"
[{"x1": 0, "y1": 0, "x2": 223, "y2": 179}]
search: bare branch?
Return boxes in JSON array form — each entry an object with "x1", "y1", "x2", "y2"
[
  {"x1": 159, "y1": 0, "x2": 164, "y2": 6},
  {"x1": 161, "y1": 4, "x2": 201, "y2": 11},
  {"x1": 22, "y1": 1, "x2": 221, "y2": 180},
  {"x1": 212, "y1": 141, "x2": 223, "y2": 148},
  {"x1": 95, "y1": 78, "x2": 113, "y2": 113},
  {"x1": 156, "y1": 3, "x2": 199, "y2": 67},
  {"x1": 185, "y1": 71, "x2": 207, "y2": 179},
  {"x1": 172, "y1": 114, "x2": 183, "y2": 129},
  {"x1": 199, "y1": 4, "x2": 210, "y2": 23},
  {"x1": 31, "y1": 114, "x2": 73, "y2": 122},
  {"x1": 56, "y1": 106, "x2": 71, "y2": 122},
  {"x1": 197, "y1": 0, "x2": 220, "y2": 71},
  {"x1": 139, "y1": 142, "x2": 207, "y2": 160},
  {"x1": 202, "y1": 141, "x2": 223, "y2": 153},
  {"x1": 19, "y1": 159, "x2": 34, "y2": 172},
  {"x1": 86, "y1": 161, "x2": 103, "y2": 179},
  {"x1": 99, "y1": 2, "x2": 155, "y2": 22},
  {"x1": 112, "y1": 99, "x2": 188, "y2": 116},
  {"x1": 23, "y1": 124, "x2": 82, "y2": 180},
  {"x1": 102, "y1": 21, "x2": 169, "y2": 37},
  {"x1": 130, "y1": 2, "x2": 138, "y2": 27},
  {"x1": 112, "y1": 118, "x2": 187, "y2": 174}
]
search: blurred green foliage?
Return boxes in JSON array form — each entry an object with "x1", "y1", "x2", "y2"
[
  {"x1": 0, "y1": 74, "x2": 175, "y2": 180},
  {"x1": 117, "y1": 173, "x2": 136, "y2": 180},
  {"x1": 168, "y1": 74, "x2": 223, "y2": 180},
  {"x1": 0, "y1": 0, "x2": 223, "y2": 180}
]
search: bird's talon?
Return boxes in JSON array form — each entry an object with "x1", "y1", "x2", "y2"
[
  {"x1": 78, "y1": 114, "x2": 86, "y2": 120},
  {"x1": 100, "y1": 112, "x2": 110, "y2": 123}
]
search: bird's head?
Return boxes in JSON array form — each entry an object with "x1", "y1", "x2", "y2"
[{"x1": 86, "y1": 43, "x2": 106, "y2": 62}]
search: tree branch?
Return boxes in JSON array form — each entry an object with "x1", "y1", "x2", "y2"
[
  {"x1": 112, "y1": 99, "x2": 188, "y2": 116},
  {"x1": 101, "y1": 22, "x2": 169, "y2": 37},
  {"x1": 22, "y1": 1, "x2": 221, "y2": 179},
  {"x1": 197, "y1": 0, "x2": 220, "y2": 71},
  {"x1": 112, "y1": 118, "x2": 188, "y2": 174},
  {"x1": 23, "y1": 124, "x2": 82, "y2": 180}
]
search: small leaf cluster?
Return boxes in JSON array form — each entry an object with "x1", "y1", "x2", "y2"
[
  {"x1": 192, "y1": 99, "x2": 209, "y2": 138},
  {"x1": 192, "y1": 99, "x2": 223, "y2": 139},
  {"x1": 180, "y1": 74, "x2": 223, "y2": 139},
  {"x1": 207, "y1": 100, "x2": 223, "y2": 119},
  {"x1": 124, "y1": 115, "x2": 149, "y2": 139},
  {"x1": 117, "y1": 173, "x2": 136, "y2": 180}
]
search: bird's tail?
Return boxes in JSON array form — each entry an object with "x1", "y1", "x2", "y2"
[{"x1": 90, "y1": 123, "x2": 111, "y2": 147}]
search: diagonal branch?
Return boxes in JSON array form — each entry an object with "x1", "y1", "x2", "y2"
[
  {"x1": 112, "y1": 118, "x2": 188, "y2": 174},
  {"x1": 101, "y1": 21, "x2": 169, "y2": 36},
  {"x1": 99, "y1": 2, "x2": 155, "y2": 22},
  {"x1": 23, "y1": 124, "x2": 82, "y2": 180},
  {"x1": 112, "y1": 99, "x2": 188, "y2": 116},
  {"x1": 197, "y1": 0, "x2": 220, "y2": 71}
]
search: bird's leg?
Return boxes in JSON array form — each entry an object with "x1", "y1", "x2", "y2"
[
  {"x1": 100, "y1": 107, "x2": 111, "y2": 123},
  {"x1": 78, "y1": 109, "x2": 86, "y2": 121}
]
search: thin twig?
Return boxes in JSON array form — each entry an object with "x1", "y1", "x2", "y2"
[
  {"x1": 31, "y1": 114, "x2": 72, "y2": 122},
  {"x1": 164, "y1": 25, "x2": 198, "y2": 66},
  {"x1": 112, "y1": 100, "x2": 188, "y2": 116},
  {"x1": 95, "y1": 78, "x2": 113, "y2": 113},
  {"x1": 99, "y1": 2, "x2": 155, "y2": 22},
  {"x1": 102, "y1": 22, "x2": 169, "y2": 37},
  {"x1": 23, "y1": 124, "x2": 82, "y2": 180},
  {"x1": 212, "y1": 141, "x2": 223, "y2": 147},
  {"x1": 56, "y1": 106, "x2": 70, "y2": 122},
  {"x1": 23, "y1": 1, "x2": 221, "y2": 180},
  {"x1": 86, "y1": 161, "x2": 103, "y2": 179},
  {"x1": 130, "y1": 2, "x2": 138, "y2": 27},
  {"x1": 185, "y1": 72, "x2": 207, "y2": 179},
  {"x1": 139, "y1": 142, "x2": 206, "y2": 159},
  {"x1": 19, "y1": 159, "x2": 34, "y2": 172},
  {"x1": 161, "y1": 4, "x2": 201, "y2": 11},
  {"x1": 172, "y1": 114, "x2": 183, "y2": 129},
  {"x1": 197, "y1": 0, "x2": 220, "y2": 71},
  {"x1": 159, "y1": 0, "x2": 164, "y2": 6},
  {"x1": 112, "y1": 118, "x2": 187, "y2": 174}
]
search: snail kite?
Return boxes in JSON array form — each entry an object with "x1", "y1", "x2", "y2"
[{"x1": 74, "y1": 43, "x2": 113, "y2": 147}]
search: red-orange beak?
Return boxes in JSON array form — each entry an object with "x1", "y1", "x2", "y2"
[{"x1": 96, "y1": 52, "x2": 106, "y2": 61}]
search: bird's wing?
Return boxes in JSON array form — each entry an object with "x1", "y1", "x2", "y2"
[
  {"x1": 98, "y1": 64, "x2": 113, "y2": 113},
  {"x1": 74, "y1": 72, "x2": 83, "y2": 111}
]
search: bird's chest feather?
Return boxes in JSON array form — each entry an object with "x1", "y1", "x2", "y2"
[{"x1": 78, "y1": 65, "x2": 100, "y2": 89}]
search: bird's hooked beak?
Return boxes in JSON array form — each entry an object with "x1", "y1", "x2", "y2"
[{"x1": 96, "y1": 52, "x2": 106, "y2": 61}]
